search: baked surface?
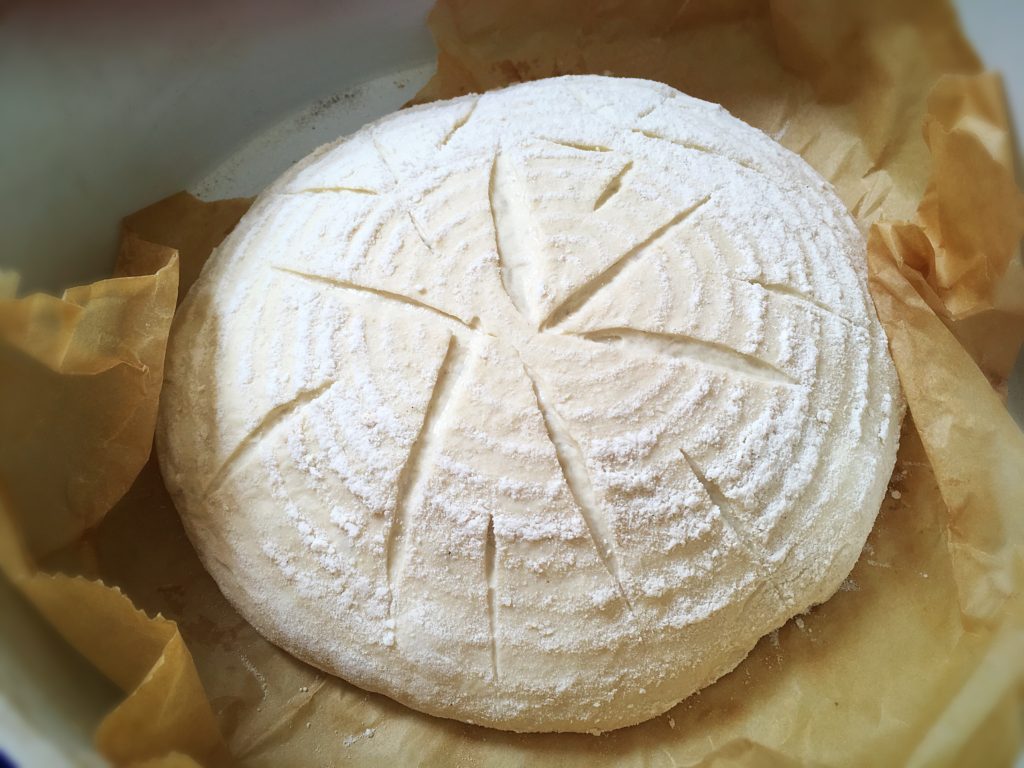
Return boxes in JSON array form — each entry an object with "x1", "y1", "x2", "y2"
[{"x1": 157, "y1": 75, "x2": 902, "y2": 733}]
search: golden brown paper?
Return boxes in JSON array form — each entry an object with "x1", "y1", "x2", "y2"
[
  {"x1": 0, "y1": 255, "x2": 178, "y2": 558},
  {"x1": 118, "y1": 192, "x2": 253, "y2": 304},
  {"x1": 2, "y1": 1, "x2": 1024, "y2": 765},
  {"x1": 0, "y1": 240, "x2": 231, "y2": 767}
]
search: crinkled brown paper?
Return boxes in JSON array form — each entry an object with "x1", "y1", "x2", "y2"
[{"x1": 2, "y1": 2, "x2": 1023, "y2": 766}]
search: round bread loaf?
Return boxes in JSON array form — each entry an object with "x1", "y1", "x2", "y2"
[{"x1": 158, "y1": 75, "x2": 902, "y2": 733}]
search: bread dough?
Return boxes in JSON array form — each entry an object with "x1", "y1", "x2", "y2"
[{"x1": 157, "y1": 76, "x2": 902, "y2": 733}]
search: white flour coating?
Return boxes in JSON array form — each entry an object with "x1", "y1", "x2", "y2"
[{"x1": 157, "y1": 76, "x2": 903, "y2": 733}]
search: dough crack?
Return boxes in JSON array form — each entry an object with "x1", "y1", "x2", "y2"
[
  {"x1": 369, "y1": 130, "x2": 467, "y2": 281},
  {"x1": 679, "y1": 449, "x2": 787, "y2": 604},
  {"x1": 539, "y1": 138, "x2": 612, "y2": 153},
  {"x1": 593, "y1": 161, "x2": 633, "y2": 210},
  {"x1": 484, "y1": 513, "x2": 499, "y2": 681},
  {"x1": 281, "y1": 186, "x2": 379, "y2": 196},
  {"x1": 732, "y1": 275, "x2": 864, "y2": 329},
  {"x1": 631, "y1": 128, "x2": 759, "y2": 173},
  {"x1": 565, "y1": 81, "x2": 673, "y2": 129},
  {"x1": 272, "y1": 266, "x2": 475, "y2": 330},
  {"x1": 439, "y1": 99, "x2": 479, "y2": 147},
  {"x1": 489, "y1": 151, "x2": 538, "y2": 323},
  {"x1": 386, "y1": 335, "x2": 472, "y2": 647},
  {"x1": 578, "y1": 327, "x2": 798, "y2": 387},
  {"x1": 540, "y1": 195, "x2": 712, "y2": 330},
  {"x1": 202, "y1": 379, "x2": 338, "y2": 499},
  {"x1": 524, "y1": 363, "x2": 635, "y2": 616}
]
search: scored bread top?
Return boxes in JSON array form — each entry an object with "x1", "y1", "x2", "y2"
[{"x1": 157, "y1": 75, "x2": 902, "y2": 733}]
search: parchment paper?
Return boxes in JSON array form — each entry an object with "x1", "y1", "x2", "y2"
[
  {"x1": 2, "y1": 1, "x2": 1023, "y2": 765},
  {"x1": 0, "y1": 241, "x2": 229, "y2": 768}
]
